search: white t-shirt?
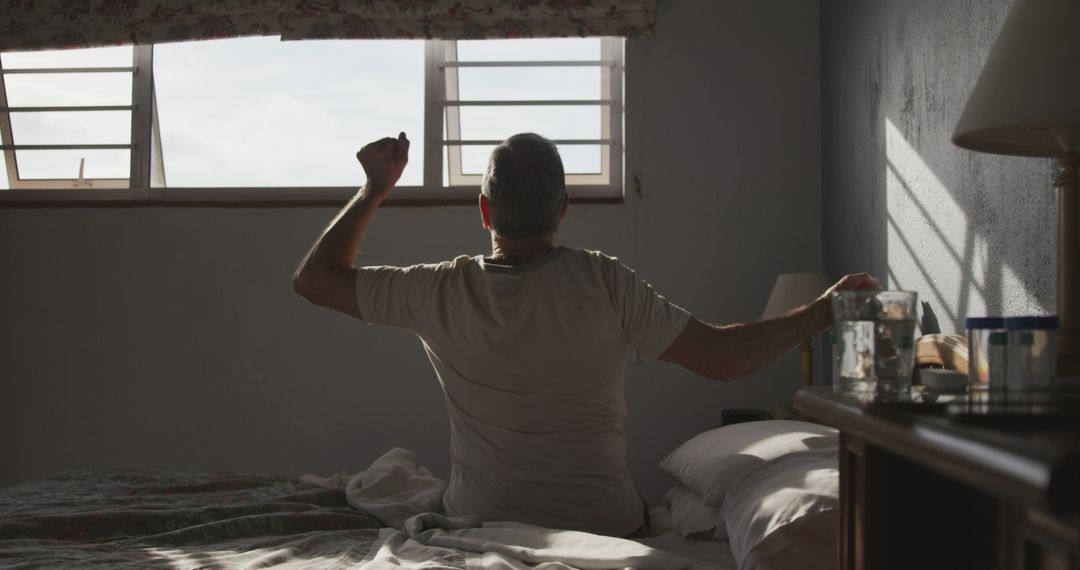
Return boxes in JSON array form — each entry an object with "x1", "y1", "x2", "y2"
[{"x1": 354, "y1": 246, "x2": 692, "y2": 536}]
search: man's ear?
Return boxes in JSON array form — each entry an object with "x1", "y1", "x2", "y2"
[
  {"x1": 559, "y1": 193, "x2": 569, "y2": 220},
  {"x1": 479, "y1": 194, "x2": 493, "y2": 230}
]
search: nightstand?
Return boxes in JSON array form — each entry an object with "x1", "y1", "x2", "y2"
[{"x1": 795, "y1": 386, "x2": 1080, "y2": 570}]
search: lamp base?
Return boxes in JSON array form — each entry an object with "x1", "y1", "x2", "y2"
[
  {"x1": 800, "y1": 338, "x2": 813, "y2": 387},
  {"x1": 1056, "y1": 152, "x2": 1080, "y2": 378}
]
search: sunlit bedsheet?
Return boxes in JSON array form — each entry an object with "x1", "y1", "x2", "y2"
[
  {"x1": 0, "y1": 464, "x2": 734, "y2": 569},
  {"x1": 0, "y1": 468, "x2": 382, "y2": 568}
]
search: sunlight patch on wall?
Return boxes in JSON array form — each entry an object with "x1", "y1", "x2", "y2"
[
  {"x1": 1001, "y1": 263, "x2": 1050, "y2": 316},
  {"x1": 885, "y1": 118, "x2": 988, "y2": 333}
]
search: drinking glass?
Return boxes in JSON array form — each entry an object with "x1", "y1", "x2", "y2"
[{"x1": 831, "y1": 290, "x2": 918, "y2": 396}]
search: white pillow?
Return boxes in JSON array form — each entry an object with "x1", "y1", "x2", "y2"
[
  {"x1": 721, "y1": 448, "x2": 839, "y2": 565},
  {"x1": 739, "y1": 511, "x2": 837, "y2": 570},
  {"x1": 659, "y1": 420, "x2": 837, "y2": 506},
  {"x1": 664, "y1": 483, "x2": 723, "y2": 538}
]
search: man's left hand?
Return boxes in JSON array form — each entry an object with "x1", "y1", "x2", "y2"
[
  {"x1": 812, "y1": 273, "x2": 882, "y2": 327},
  {"x1": 824, "y1": 273, "x2": 881, "y2": 296}
]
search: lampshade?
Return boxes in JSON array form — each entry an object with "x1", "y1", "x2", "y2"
[
  {"x1": 952, "y1": 0, "x2": 1080, "y2": 156},
  {"x1": 763, "y1": 273, "x2": 830, "y2": 320}
]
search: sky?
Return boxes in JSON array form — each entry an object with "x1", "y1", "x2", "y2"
[{"x1": 1, "y1": 37, "x2": 606, "y2": 190}]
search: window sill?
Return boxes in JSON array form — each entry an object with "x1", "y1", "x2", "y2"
[{"x1": 0, "y1": 186, "x2": 624, "y2": 208}]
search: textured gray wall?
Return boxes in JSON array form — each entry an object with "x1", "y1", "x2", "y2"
[
  {"x1": 822, "y1": 0, "x2": 1057, "y2": 336},
  {"x1": 0, "y1": 0, "x2": 821, "y2": 503}
]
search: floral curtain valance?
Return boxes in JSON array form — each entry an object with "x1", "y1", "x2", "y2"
[{"x1": 0, "y1": 1, "x2": 657, "y2": 52}]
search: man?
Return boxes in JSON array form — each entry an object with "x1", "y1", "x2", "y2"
[{"x1": 293, "y1": 132, "x2": 877, "y2": 538}]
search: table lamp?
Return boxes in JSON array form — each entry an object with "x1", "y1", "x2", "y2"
[
  {"x1": 763, "y1": 273, "x2": 831, "y2": 387},
  {"x1": 952, "y1": 0, "x2": 1080, "y2": 379}
]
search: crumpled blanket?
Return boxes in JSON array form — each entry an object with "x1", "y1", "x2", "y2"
[
  {"x1": 300, "y1": 447, "x2": 726, "y2": 570},
  {"x1": 300, "y1": 447, "x2": 450, "y2": 529}
]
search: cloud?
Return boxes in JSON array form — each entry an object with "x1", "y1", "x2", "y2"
[{"x1": 152, "y1": 37, "x2": 425, "y2": 187}]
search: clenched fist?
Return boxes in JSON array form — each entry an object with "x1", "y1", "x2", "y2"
[{"x1": 357, "y1": 132, "x2": 410, "y2": 197}]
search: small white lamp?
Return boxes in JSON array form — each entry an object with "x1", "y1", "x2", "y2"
[
  {"x1": 952, "y1": 0, "x2": 1080, "y2": 379},
  {"x1": 763, "y1": 273, "x2": 831, "y2": 387}
]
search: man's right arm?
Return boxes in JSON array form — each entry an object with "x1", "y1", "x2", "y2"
[
  {"x1": 293, "y1": 133, "x2": 410, "y2": 318},
  {"x1": 658, "y1": 273, "x2": 879, "y2": 382},
  {"x1": 292, "y1": 189, "x2": 381, "y2": 319}
]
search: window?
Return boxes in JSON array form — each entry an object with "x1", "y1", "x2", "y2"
[
  {"x1": 0, "y1": 37, "x2": 624, "y2": 204},
  {"x1": 0, "y1": 45, "x2": 146, "y2": 190},
  {"x1": 152, "y1": 38, "x2": 425, "y2": 189},
  {"x1": 438, "y1": 38, "x2": 622, "y2": 198}
]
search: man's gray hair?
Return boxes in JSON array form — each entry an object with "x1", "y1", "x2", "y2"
[{"x1": 481, "y1": 133, "x2": 567, "y2": 237}]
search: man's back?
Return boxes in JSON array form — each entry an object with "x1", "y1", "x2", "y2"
[
  {"x1": 292, "y1": 131, "x2": 871, "y2": 538},
  {"x1": 354, "y1": 247, "x2": 690, "y2": 536}
]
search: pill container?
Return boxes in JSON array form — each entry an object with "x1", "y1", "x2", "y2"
[
  {"x1": 1004, "y1": 316, "x2": 1059, "y2": 392},
  {"x1": 966, "y1": 317, "x2": 1005, "y2": 392}
]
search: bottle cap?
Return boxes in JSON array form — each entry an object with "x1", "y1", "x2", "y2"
[
  {"x1": 1004, "y1": 316, "x2": 1059, "y2": 331},
  {"x1": 965, "y1": 317, "x2": 1005, "y2": 329}
]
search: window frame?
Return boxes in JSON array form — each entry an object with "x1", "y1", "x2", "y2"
[
  {"x1": 0, "y1": 46, "x2": 140, "y2": 190},
  {"x1": 0, "y1": 38, "x2": 625, "y2": 207},
  {"x1": 436, "y1": 37, "x2": 623, "y2": 199}
]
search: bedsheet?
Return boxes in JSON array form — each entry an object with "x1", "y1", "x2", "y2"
[
  {"x1": 0, "y1": 468, "x2": 382, "y2": 568},
  {"x1": 0, "y1": 453, "x2": 733, "y2": 569}
]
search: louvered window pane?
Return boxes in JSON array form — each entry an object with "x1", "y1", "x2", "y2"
[
  {"x1": 457, "y1": 39, "x2": 601, "y2": 62},
  {"x1": 0, "y1": 46, "x2": 133, "y2": 69},
  {"x1": 443, "y1": 37, "x2": 618, "y2": 193},
  {"x1": 457, "y1": 67, "x2": 601, "y2": 101},
  {"x1": 457, "y1": 106, "x2": 603, "y2": 141},
  {"x1": 559, "y1": 145, "x2": 603, "y2": 175},
  {"x1": 4, "y1": 73, "x2": 132, "y2": 106},
  {"x1": 459, "y1": 145, "x2": 495, "y2": 176},
  {"x1": 1, "y1": 45, "x2": 135, "y2": 189},
  {"x1": 16, "y1": 149, "x2": 130, "y2": 179},
  {"x1": 10, "y1": 111, "x2": 130, "y2": 144}
]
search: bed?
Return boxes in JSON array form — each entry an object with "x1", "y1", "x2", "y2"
[{"x1": 0, "y1": 421, "x2": 839, "y2": 569}]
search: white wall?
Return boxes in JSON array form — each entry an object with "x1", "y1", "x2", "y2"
[{"x1": 0, "y1": 0, "x2": 821, "y2": 503}]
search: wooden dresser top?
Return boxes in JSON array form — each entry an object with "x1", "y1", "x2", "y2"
[{"x1": 795, "y1": 386, "x2": 1080, "y2": 514}]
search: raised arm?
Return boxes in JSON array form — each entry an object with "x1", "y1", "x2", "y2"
[
  {"x1": 659, "y1": 273, "x2": 879, "y2": 382},
  {"x1": 293, "y1": 133, "x2": 410, "y2": 317}
]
